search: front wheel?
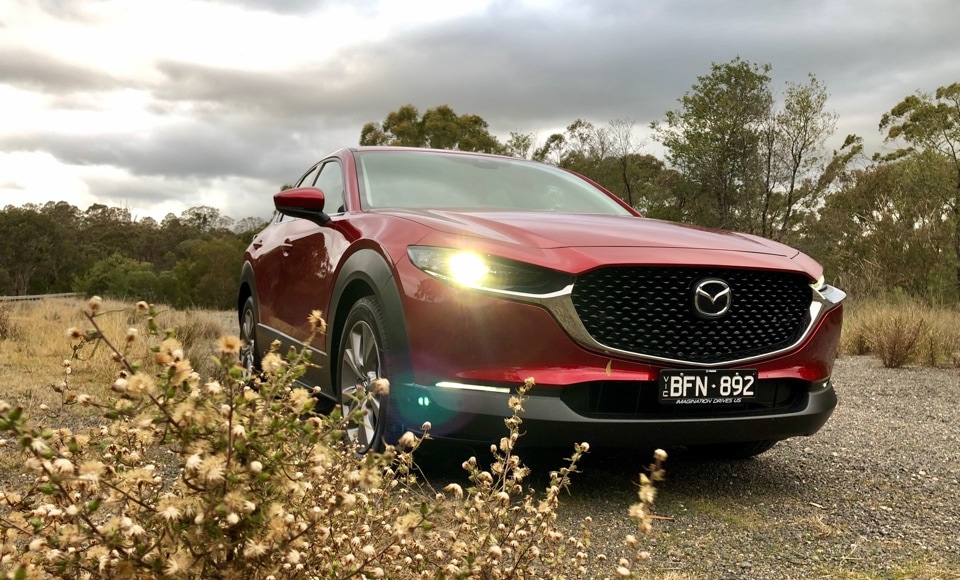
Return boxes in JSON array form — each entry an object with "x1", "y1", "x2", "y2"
[
  {"x1": 337, "y1": 296, "x2": 392, "y2": 453},
  {"x1": 239, "y1": 296, "x2": 261, "y2": 373}
]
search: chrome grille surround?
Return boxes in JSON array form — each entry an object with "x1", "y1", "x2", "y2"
[
  {"x1": 459, "y1": 267, "x2": 846, "y2": 368},
  {"x1": 570, "y1": 267, "x2": 810, "y2": 364}
]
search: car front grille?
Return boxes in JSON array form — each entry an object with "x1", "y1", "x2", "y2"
[{"x1": 571, "y1": 267, "x2": 812, "y2": 364}]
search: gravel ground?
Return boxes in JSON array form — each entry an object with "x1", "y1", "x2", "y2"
[{"x1": 517, "y1": 356, "x2": 960, "y2": 579}]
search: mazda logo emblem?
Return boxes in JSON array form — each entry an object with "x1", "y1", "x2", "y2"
[{"x1": 693, "y1": 279, "x2": 732, "y2": 318}]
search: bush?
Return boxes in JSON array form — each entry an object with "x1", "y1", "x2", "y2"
[
  {"x1": 0, "y1": 304, "x2": 18, "y2": 341},
  {"x1": 0, "y1": 299, "x2": 665, "y2": 578},
  {"x1": 871, "y1": 310, "x2": 926, "y2": 368},
  {"x1": 838, "y1": 298, "x2": 960, "y2": 368}
]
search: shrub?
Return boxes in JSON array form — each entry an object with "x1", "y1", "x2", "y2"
[
  {"x1": 845, "y1": 300, "x2": 927, "y2": 368},
  {"x1": 872, "y1": 310, "x2": 925, "y2": 368},
  {"x1": 0, "y1": 304, "x2": 18, "y2": 341},
  {"x1": 0, "y1": 299, "x2": 665, "y2": 578},
  {"x1": 838, "y1": 298, "x2": 960, "y2": 368}
]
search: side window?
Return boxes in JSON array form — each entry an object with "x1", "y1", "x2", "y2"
[
  {"x1": 298, "y1": 165, "x2": 321, "y2": 188},
  {"x1": 315, "y1": 160, "x2": 346, "y2": 214}
]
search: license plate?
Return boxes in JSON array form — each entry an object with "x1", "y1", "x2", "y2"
[{"x1": 658, "y1": 369, "x2": 757, "y2": 405}]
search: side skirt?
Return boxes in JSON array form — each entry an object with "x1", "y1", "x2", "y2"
[{"x1": 257, "y1": 324, "x2": 335, "y2": 402}]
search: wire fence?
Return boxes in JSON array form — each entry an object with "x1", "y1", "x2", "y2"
[{"x1": 0, "y1": 292, "x2": 79, "y2": 303}]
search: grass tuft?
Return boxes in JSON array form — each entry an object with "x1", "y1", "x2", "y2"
[{"x1": 840, "y1": 298, "x2": 960, "y2": 368}]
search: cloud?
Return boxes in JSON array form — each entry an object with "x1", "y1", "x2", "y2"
[
  {"x1": 0, "y1": 47, "x2": 118, "y2": 93},
  {"x1": 196, "y1": 0, "x2": 371, "y2": 16},
  {"x1": 3, "y1": 0, "x2": 960, "y2": 221}
]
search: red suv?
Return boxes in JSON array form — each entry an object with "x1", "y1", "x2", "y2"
[{"x1": 238, "y1": 147, "x2": 844, "y2": 457}]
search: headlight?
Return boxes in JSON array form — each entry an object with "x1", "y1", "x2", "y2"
[
  {"x1": 810, "y1": 275, "x2": 826, "y2": 292},
  {"x1": 407, "y1": 246, "x2": 572, "y2": 295}
]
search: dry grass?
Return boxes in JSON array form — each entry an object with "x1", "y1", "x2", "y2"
[
  {"x1": 0, "y1": 297, "x2": 232, "y2": 420},
  {"x1": 840, "y1": 298, "x2": 960, "y2": 368}
]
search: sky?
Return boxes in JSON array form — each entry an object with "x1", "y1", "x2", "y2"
[{"x1": 1, "y1": 0, "x2": 958, "y2": 222}]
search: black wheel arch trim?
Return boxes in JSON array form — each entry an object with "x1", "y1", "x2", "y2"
[
  {"x1": 238, "y1": 261, "x2": 258, "y2": 317},
  {"x1": 238, "y1": 261, "x2": 260, "y2": 345},
  {"x1": 328, "y1": 248, "x2": 413, "y2": 398}
]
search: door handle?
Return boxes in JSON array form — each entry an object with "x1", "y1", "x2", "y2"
[{"x1": 281, "y1": 239, "x2": 293, "y2": 256}]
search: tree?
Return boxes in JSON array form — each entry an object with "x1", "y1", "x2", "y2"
[
  {"x1": 73, "y1": 253, "x2": 166, "y2": 303},
  {"x1": 533, "y1": 119, "x2": 609, "y2": 175},
  {"x1": 879, "y1": 82, "x2": 960, "y2": 297},
  {"x1": 181, "y1": 206, "x2": 233, "y2": 233},
  {"x1": 652, "y1": 59, "x2": 851, "y2": 241},
  {"x1": 359, "y1": 104, "x2": 504, "y2": 153},
  {"x1": 803, "y1": 152, "x2": 953, "y2": 300},
  {"x1": 0, "y1": 208, "x2": 72, "y2": 295},
  {"x1": 504, "y1": 131, "x2": 535, "y2": 159},
  {"x1": 173, "y1": 237, "x2": 246, "y2": 310},
  {"x1": 653, "y1": 57, "x2": 775, "y2": 231},
  {"x1": 421, "y1": 105, "x2": 460, "y2": 150},
  {"x1": 748, "y1": 75, "x2": 853, "y2": 242},
  {"x1": 528, "y1": 119, "x2": 675, "y2": 211},
  {"x1": 456, "y1": 113, "x2": 503, "y2": 153},
  {"x1": 608, "y1": 119, "x2": 645, "y2": 209}
]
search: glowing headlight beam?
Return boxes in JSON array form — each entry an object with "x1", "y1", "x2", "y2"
[{"x1": 447, "y1": 252, "x2": 489, "y2": 287}]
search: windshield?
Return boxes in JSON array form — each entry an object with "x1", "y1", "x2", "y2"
[{"x1": 355, "y1": 150, "x2": 632, "y2": 215}]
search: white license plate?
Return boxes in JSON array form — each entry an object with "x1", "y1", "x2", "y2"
[{"x1": 658, "y1": 369, "x2": 757, "y2": 405}]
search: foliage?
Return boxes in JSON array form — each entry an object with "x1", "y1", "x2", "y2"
[
  {"x1": 803, "y1": 151, "x2": 954, "y2": 302},
  {"x1": 878, "y1": 82, "x2": 960, "y2": 297},
  {"x1": 651, "y1": 58, "x2": 855, "y2": 242},
  {"x1": 0, "y1": 301, "x2": 665, "y2": 578},
  {"x1": 841, "y1": 297, "x2": 960, "y2": 368},
  {"x1": 0, "y1": 203, "x2": 255, "y2": 310},
  {"x1": 0, "y1": 207, "x2": 79, "y2": 296},
  {"x1": 0, "y1": 304, "x2": 18, "y2": 341},
  {"x1": 532, "y1": 119, "x2": 676, "y2": 212},
  {"x1": 74, "y1": 254, "x2": 168, "y2": 305},
  {"x1": 8, "y1": 76, "x2": 960, "y2": 309},
  {"x1": 842, "y1": 301, "x2": 929, "y2": 368},
  {"x1": 360, "y1": 104, "x2": 504, "y2": 154}
]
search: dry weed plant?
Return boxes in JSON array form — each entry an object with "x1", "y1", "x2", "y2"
[
  {"x1": 0, "y1": 304, "x2": 19, "y2": 342},
  {"x1": 840, "y1": 300, "x2": 950, "y2": 368},
  {"x1": 0, "y1": 299, "x2": 665, "y2": 579}
]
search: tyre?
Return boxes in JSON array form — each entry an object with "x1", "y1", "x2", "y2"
[
  {"x1": 239, "y1": 296, "x2": 261, "y2": 373},
  {"x1": 691, "y1": 440, "x2": 777, "y2": 460},
  {"x1": 337, "y1": 296, "x2": 392, "y2": 453}
]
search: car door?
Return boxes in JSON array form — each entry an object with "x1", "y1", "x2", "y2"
[
  {"x1": 251, "y1": 163, "x2": 321, "y2": 335},
  {"x1": 273, "y1": 159, "x2": 350, "y2": 395}
]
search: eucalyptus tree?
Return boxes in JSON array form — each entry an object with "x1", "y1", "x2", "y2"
[
  {"x1": 879, "y1": 82, "x2": 960, "y2": 297},
  {"x1": 652, "y1": 59, "x2": 848, "y2": 241},
  {"x1": 652, "y1": 57, "x2": 775, "y2": 231},
  {"x1": 360, "y1": 104, "x2": 504, "y2": 153}
]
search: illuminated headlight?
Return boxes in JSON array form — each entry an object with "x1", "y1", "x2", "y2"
[
  {"x1": 407, "y1": 246, "x2": 572, "y2": 295},
  {"x1": 811, "y1": 275, "x2": 826, "y2": 292}
]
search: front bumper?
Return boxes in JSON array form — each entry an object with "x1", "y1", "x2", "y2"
[{"x1": 388, "y1": 378, "x2": 837, "y2": 448}]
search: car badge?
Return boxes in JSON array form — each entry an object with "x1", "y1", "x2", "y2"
[{"x1": 693, "y1": 279, "x2": 732, "y2": 318}]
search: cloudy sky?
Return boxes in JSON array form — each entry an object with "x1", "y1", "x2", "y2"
[{"x1": 2, "y1": 0, "x2": 958, "y2": 222}]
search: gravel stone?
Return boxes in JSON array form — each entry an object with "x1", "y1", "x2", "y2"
[{"x1": 534, "y1": 355, "x2": 960, "y2": 578}]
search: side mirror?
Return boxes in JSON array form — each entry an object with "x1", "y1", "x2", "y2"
[{"x1": 274, "y1": 187, "x2": 331, "y2": 225}]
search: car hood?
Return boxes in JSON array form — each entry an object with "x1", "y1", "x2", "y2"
[{"x1": 387, "y1": 209, "x2": 798, "y2": 257}]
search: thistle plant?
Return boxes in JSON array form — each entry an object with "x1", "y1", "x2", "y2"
[{"x1": 0, "y1": 299, "x2": 665, "y2": 579}]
